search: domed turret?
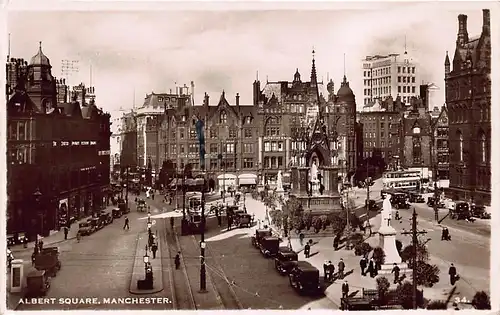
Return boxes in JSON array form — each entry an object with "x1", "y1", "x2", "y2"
[
  {"x1": 336, "y1": 75, "x2": 355, "y2": 102},
  {"x1": 30, "y1": 42, "x2": 51, "y2": 67}
]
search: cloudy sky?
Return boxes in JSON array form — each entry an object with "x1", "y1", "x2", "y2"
[{"x1": 5, "y1": 1, "x2": 494, "y2": 122}]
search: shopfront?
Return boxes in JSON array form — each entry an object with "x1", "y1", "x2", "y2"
[
  {"x1": 238, "y1": 173, "x2": 257, "y2": 188},
  {"x1": 217, "y1": 174, "x2": 237, "y2": 193}
]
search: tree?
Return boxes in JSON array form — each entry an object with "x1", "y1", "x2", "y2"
[
  {"x1": 400, "y1": 243, "x2": 429, "y2": 266},
  {"x1": 400, "y1": 242, "x2": 440, "y2": 287},
  {"x1": 395, "y1": 281, "x2": 424, "y2": 309},
  {"x1": 354, "y1": 242, "x2": 373, "y2": 257},
  {"x1": 426, "y1": 300, "x2": 448, "y2": 310},
  {"x1": 328, "y1": 211, "x2": 347, "y2": 237},
  {"x1": 372, "y1": 247, "x2": 386, "y2": 267},
  {"x1": 312, "y1": 216, "x2": 322, "y2": 233},
  {"x1": 471, "y1": 291, "x2": 490, "y2": 310},
  {"x1": 413, "y1": 261, "x2": 440, "y2": 287},
  {"x1": 376, "y1": 276, "x2": 391, "y2": 305}
]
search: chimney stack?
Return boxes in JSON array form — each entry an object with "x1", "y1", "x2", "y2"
[
  {"x1": 204, "y1": 92, "x2": 209, "y2": 107},
  {"x1": 236, "y1": 93, "x2": 240, "y2": 107},
  {"x1": 457, "y1": 14, "x2": 469, "y2": 46},
  {"x1": 483, "y1": 9, "x2": 490, "y2": 33}
]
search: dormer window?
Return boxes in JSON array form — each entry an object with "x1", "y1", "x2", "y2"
[{"x1": 246, "y1": 116, "x2": 252, "y2": 124}]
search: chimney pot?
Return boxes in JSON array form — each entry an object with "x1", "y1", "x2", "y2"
[{"x1": 236, "y1": 93, "x2": 240, "y2": 106}]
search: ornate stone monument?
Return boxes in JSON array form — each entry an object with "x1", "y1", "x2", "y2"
[{"x1": 377, "y1": 194, "x2": 408, "y2": 274}]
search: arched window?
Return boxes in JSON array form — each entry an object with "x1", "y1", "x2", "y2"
[
  {"x1": 458, "y1": 131, "x2": 464, "y2": 162},
  {"x1": 481, "y1": 132, "x2": 487, "y2": 163},
  {"x1": 219, "y1": 111, "x2": 227, "y2": 124}
]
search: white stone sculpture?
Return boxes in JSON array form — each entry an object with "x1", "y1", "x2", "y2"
[{"x1": 276, "y1": 171, "x2": 284, "y2": 192}]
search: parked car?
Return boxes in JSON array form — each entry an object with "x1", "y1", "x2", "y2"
[
  {"x1": 251, "y1": 229, "x2": 272, "y2": 248},
  {"x1": 392, "y1": 193, "x2": 410, "y2": 209},
  {"x1": 78, "y1": 222, "x2": 94, "y2": 236},
  {"x1": 471, "y1": 204, "x2": 491, "y2": 219},
  {"x1": 274, "y1": 247, "x2": 298, "y2": 275},
  {"x1": 427, "y1": 196, "x2": 445, "y2": 208},
  {"x1": 25, "y1": 270, "x2": 50, "y2": 297},
  {"x1": 259, "y1": 236, "x2": 280, "y2": 257},
  {"x1": 365, "y1": 199, "x2": 378, "y2": 211},
  {"x1": 288, "y1": 261, "x2": 321, "y2": 295},
  {"x1": 408, "y1": 193, "x2": 425, "y2": 203}
]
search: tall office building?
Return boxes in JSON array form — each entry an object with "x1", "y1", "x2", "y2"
[{"x1": 361, "y1": 52, "x2": 420, "y2": 106}]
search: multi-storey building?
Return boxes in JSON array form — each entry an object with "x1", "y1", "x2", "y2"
[
  {"x1": 445, "y1": 9, "x2": 491, "y2": 205},
  {"x1": 358, "y1": 96, "x2": 404, "y2": 170},
  {"x1": 119, "y1": 110, "x2": 138, "y2": 168},
  {"x1": 253, "y1": 53, "x2": 358, "y2": 186},
  {"x1": 400, "y1": 97, "x2": 433, "y2": 184},
  {"x1": 431, "y1": 105, "x2": 450, "y2": 187},
  {"x1": 6, "y1": 44, "x2": 111, "y2": 239},
  {"x1": 361, "y1": 52, "x2": 420, "y2": 106}
]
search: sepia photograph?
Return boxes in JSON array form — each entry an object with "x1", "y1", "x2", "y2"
[{"x1": 3, "y1": 1, "x2": 495, "y2": 312}]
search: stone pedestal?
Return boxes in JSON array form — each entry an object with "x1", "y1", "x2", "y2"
[
  {"x1": 377, "y1": 225, "x2": 409, "y2": 275},
  {"x1": 322, "y1": 166, "x2": 339, "y2": 195}
]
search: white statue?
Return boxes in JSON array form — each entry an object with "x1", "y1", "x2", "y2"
[
  {"x1": 381, "y1": 194, "x2": 393, "y2": 227},
  {"x1": 276, "y1": 171, "x2": 284, "y2": 191},
  {"x1": 310, "y1": 161, "x2": 318, "y2": 182}
]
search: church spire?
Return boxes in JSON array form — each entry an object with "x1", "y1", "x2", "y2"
[{"x1": 310, "y1": 48, "x2": 318, "y2": 87}]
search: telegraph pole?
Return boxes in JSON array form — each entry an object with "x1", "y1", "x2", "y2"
[{"x1": 401, "y1": 208, "x2": 427, "y2": 310}]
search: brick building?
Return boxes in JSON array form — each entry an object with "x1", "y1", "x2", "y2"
[
  {"x1": 119, "y1": 52, "x2": 356, "y2": 192},
  {"x1": 445, "y1": 9, "x2": 491, "y2": 205},
  {"x1": 400, "y1": 97, "x2": 433, "y2": 184},
  {"x1": 6, "y1": 44, "x2": 111, "y2": 238},
  {"x1": 431, "y1": 105, "x2": 450, "y2": 187}
]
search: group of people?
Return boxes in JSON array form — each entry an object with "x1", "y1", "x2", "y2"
[
  {"x1": 359, "y1": 256, "x2": 379, "y2": 278},
  {"x1": 322, "y1": 258, "x2": 346, "y2": 282}
]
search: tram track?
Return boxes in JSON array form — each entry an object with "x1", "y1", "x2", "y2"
[
  {"x1": 191, "y1": 233, "x2": 243, "y2": 309},
  {"x1": 161, "y1": 218, "x2": 197, "y2": 310}
]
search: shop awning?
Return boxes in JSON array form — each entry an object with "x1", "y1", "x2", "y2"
[
  {"x1": 239, "y1": 178, "x2": 257, "y2": 186},
  {"x1": 238, "y1": 173, "x2": 257, "y2": 179},
  {"x1": 217, "y1": 174, "x2": 237, "y2": 180}
]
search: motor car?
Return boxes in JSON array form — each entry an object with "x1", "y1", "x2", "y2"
[
  {"x1": 251, "y1": 229, "x2": 272, "y2": 248},
  {"x1": 450, "y1": 202, "x2": 472, "y2": 220},
  {"x1": 259, "y1": 236, "x2": 280, "y2": 257},
  {"x1": 78, "y1": 222, "x2": 94, "y2": 236},
  {"x1": 288, "y1": 261, "x2": 321, "y2": 295},
  {"x1": 274, "y1": 247, "x2": 298, "y2": 275}
]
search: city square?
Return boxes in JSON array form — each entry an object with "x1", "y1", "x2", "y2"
[{"x1": 5, "y1": 3, "x2": 493, "y2": 312}]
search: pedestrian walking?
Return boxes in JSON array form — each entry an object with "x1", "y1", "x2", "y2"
[
  {"x1": 360, "y1": 256, "x2": 367, "y2": 276},
  {"x1": 228, "y1": 216, "x2": 233, "y2": 231},
  {"x1": 170, "y1": 217, "x2": 174, "y2": 230},
  {"x1": 391, "y1": 263, "x2": 400, "y2": 284},
  {"x1": 39, "y1": 239, "x2": 44, "y2": 251},
  {"x1": 304, "y1": 243, "x2": 310, "y2": 258},
  {"x1": 174, "y1": 252, "x2": 181, "y2": 269},
  {"x1": 342, "y1": 280, "x2": 349, "y2": 299},
  {"x1": 123, "y1": 216, "x2": 130, "y2": 230},
  {"x1": 299, "y1": 233, "x2": 305, "y2": 246},
  {"x1": 333, "y1": 234, "x2": 340, "y2": 250},
  {"x1": 323, "y1": 261, "x2": 329, "y2": 281},
  {"x1": 338, "y1": 258, "x2": 345, "y2": 279},
  {"x1": 63, "y1": 226, "x2": 69, "y2": 240},
  {"x1": 368, "y1": 257, "x2": 376, "y2": 278},
  {"x1": 76, "y1": 231, "x2": 81, "y2": 242},
  {"x1": 327, "y1": 261, "x2": 335, "y2": 281},
  {"x1": 449, "y1": 263, "x2": 457, "y2": 285},
  {"x1": 151, "y1": 242, "x2": 158, "y2": 259}
]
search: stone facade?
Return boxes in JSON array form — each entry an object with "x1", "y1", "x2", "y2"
[{"x1": 445, "y1": 9, "x2": 491, "y2": 205}]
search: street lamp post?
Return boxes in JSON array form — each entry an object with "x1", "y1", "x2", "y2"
[{"x1": 33, "y1": 188, "x2": 43, "y2": 238}]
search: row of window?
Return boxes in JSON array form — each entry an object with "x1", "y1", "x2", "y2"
[
  {"x1": 363, "y1": 151, "x2": 392, "y2": 159},
  {"x1": 264, "y1": 141, "x2": 284, "y2": 152},
  {"x1": 364, "y1": 140, "x2": 392, "y2": 148},
  {"x1": 397, "y1": 85, "x2": 416, "y2": 94},
  {"x1": 363, "y1": 66, "x2": 416, "y2": 78},
  {"x1": 263, "y1": 156, "x2": 284, "y2": 169}
]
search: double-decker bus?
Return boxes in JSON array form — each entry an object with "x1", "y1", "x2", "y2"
[{"x1": 382, "y1": 170, "x2": 421, "y2": 191}]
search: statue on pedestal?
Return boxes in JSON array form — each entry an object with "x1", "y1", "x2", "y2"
[
  {"x1": 309, "y1": 161, "x2": 320, "y2": 195},
  {"x1": 276, "y1": 171, "x2": 284, "y2": 192},
  {"x1": 377, "y1": 194, "x2": 403, "y2": 267}
]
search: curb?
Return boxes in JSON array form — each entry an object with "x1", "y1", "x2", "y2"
[{"x1": 129, "y1": 232, "x2": 164, "y2": 295}]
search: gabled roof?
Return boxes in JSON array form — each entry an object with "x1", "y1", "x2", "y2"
[
  {"x1": 58, "y1": 102, "x2": 83, "y2": 118},
  {"x1": 7, "y1": 90, "x2": 38, "y2": 114}
]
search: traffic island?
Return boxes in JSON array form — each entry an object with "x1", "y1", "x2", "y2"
[{"x1": 129, "y1": 232, "x2": 164, "y2": 295}]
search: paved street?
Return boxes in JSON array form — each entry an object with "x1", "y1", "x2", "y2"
[
  {"x1": 244, "y1": 191, "x2": 490, "y2": 305},
  {"x1": 13, "y1": 200, "x2": 174, "y2": 311},
  {"x1": 145, "y1": 194, "x2": 338, "y2": 309}
]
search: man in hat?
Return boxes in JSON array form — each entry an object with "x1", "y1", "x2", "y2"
[
  {"x1": 360, "y1": 256, "x2": 367, "y2": 276},
  {"x1": 342, "y1": 280, "x2": 349, "y2": 299},
  {"x1": 391, "y1": 263, "x2": 400, "y2": 284},
  {"x1": 323, "y1": 261, "x2": 329, "y2": 281},
  {"x1": 449, "y1": 263, "x2": 457, "y2": 285},
  {"x1": 338, "y1": 258, "x2": 345, "y2": 279}
]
